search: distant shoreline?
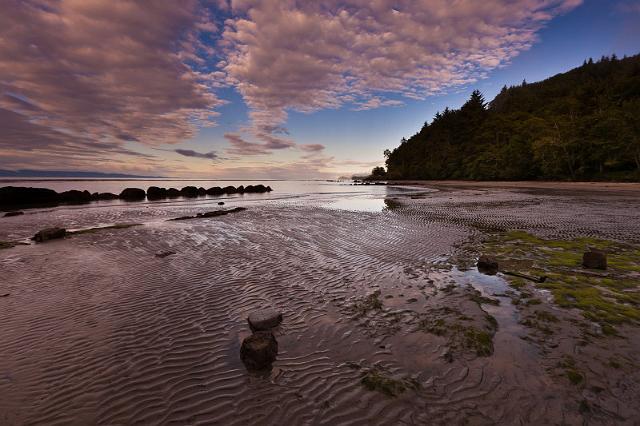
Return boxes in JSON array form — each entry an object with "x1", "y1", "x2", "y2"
[{"x1": 387, "y1": 180, "x2": 640, "y2": 192}]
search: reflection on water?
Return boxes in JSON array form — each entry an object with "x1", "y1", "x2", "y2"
[{"x1": 322, "y1": 197, "x2": 389, "y2": 212}]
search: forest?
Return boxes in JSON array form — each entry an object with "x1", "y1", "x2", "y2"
[{"x1": 377, "y1": 54, "x2": 640, "y2": 181}]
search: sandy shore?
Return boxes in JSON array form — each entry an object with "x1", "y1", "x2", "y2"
[{"x1": 1, "y1": 185, "x2": 639, "y2": 425}]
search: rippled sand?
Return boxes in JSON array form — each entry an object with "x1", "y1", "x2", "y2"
[{"x1": 1, "y1": 183, "x2": 639, "y2": 425}]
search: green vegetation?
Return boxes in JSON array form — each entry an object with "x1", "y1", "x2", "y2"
[
  {"x1": 350, "y1": 291, "x2": 383, "y2": 318},
  {"x1": 419, "y1": 310, "x2": 496, "y2": 357},
  {"x1": 559, "y1": 356, "x2": 585, "y2": 386},
  {"x1": 480, "y1": 231, "x2": 640, "y2": 333},
  {"x1": 360, "y1": 371, "x2": 408, "y2": 397},
  {"x1": 376, "y1": 55, "x2": 640, "y2": 181}
]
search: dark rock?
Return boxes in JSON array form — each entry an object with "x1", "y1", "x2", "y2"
[
  {"x1": 240, "y1": 331, "x2": 278, "y2": 371},
  {"x1": 155, "y1": 250, "x2": 177, "y2": 258},
  {"x1": 477, "y1": 255, "x2": 499, "y2": 275},
  {"x1": 218, "y1": 202, "x2": 225, "y2": 205},
  {"x1": 583, "y1": 250, "x2": 607, "y2": 270},
  {"x1": 253, "y1": 184, "x2": 268, "y2": 193},
  {"x1": 206, "y1": 186, "x2": 224, "y2": 196},
  {"x1": 244, "y1": 185, "x2": 255, "y2": 193},
  {"x1": 33, "y1": 227, "x2": 67, "y2": 242},
  {"x1": 168, "y1": 207, "x2": 247, "y2": 221},
  {"x1": 167, "y1": 188, "x2": 181, "y2": 198},
  {"x1": 222, "y1": 185, "x2": 237, "y2": 194},
  {"x1": 197, "y1": 187, "x2": 206, "y2": 196},
  {"x1": 92, "y1": 192, "x2": 119, "y2": 200},
  {"x1": 236, "y1": 185, "x2": 245, "y2": 193},
  {"x1": 119, "y1": 188, "x2": 146, "y2": 201},
  {"x1": 3, "y1": 211, "x2": 24, "y2": 217},
  {"x1": 0, "y1": 186, "x2": 59, "y2": 206},
  {"x1": 147, "y1": 186, "x2": 168, "y2": 200},
  {"x1": 180, "y1": 186, "x2": 199, "y2": 198},
  {"x1": 248, "y1": 309, "x2": 283, "y2": 331},
  {"x1": 59, "y1": 190, "x2": 92, "y2": 204},
  {"x1": 266, "y1": 186, "x2": 273, "y2": 192}
]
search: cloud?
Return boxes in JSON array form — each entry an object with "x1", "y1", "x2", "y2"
[
  {"x1": 300, "y1": 144, "x2": 326, "y2": 152},
  {"x1": 220, "y1": 0, "x2": 582, "y2": 136},
  {"x1": 224, "y1": 132, "x2": 271, "y2": 155},
  {"x1": 0, "y1": 0, "x2": 223, "y2": 160},
  {"x1": 174, "y1": 149, "x2": 218, "y2": 160}
]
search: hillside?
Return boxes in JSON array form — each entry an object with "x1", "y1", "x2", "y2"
[{"x1": 381, "y1": 54, "x2": 640, "y2": 181}]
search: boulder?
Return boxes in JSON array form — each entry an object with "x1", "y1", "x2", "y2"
[
  {"x1": 147, "y1": 186, "x2": 168, "y2": 200},
  {"x1": 248, "y1": 309, "x2": 283, "y2": 331},
  {"x1": 237, "y1": 185, "x2": 245, "y2": 193},
  {"x1": 180, "y1": 186, "x2": 199, "y2": 198},
  {"x1": 0, "y1": 186, "x2": 59, "y2": 206},
  {"x1": 92, "y1": 192, "x2": 119, "y2": 200},
  {"x1": 244, "y1": 185, "x2": 255, "y2": 193},
  {"x1": 477, "y1": 255, "x2": 499, "y2": 275},
  {"x1": 253, "y1": 184, "x2": 268, "y2": 193},
  {"x1": 218, "y1": 201, "x2": 225, "y2": 205},
  {"x1": 206, "y1": 186, "x2": 224, "y2": 196},
  {"x1": 240, "y1": 331, "x2": 278, "y2": 371},
  {"x1": 197, "y1": 187, "x2": 206, "y2": 196},
  {"x1": 167, "y1": 188, "x2": 181, "y2": 198},
  {"x1": 119, "y1": 188, "x2": 146, "y2": 201},
  {"x1": 33, "y1": 227, "x2": 67, "y2": 242},
  {"x1": 583, "y1": 250, "x2": 607, "y2": 270},
  {"x1": 59, "y1": 190, "x2": 92, "y2": 204},
  {"x1": 266, "y1": 186, "x2": 273, "y2": 192},
  {"x1": 223, "y1": 185, "x2": 237, "y2": 194},
  {"x1": 3, "y1": 211, "x2": 24, "y2": 217}
]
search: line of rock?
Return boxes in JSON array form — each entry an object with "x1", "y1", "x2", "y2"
[{"x1": 1, "y1": 184, "x2": 272, "y2": 212}]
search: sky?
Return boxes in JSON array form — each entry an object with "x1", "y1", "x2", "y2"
[{"x1": 1, "y1": 0, "x2": 639, "y2": 179}]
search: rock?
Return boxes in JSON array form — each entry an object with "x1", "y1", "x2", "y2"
[
  {"x1": 253, "y1": 184, "x2": 268, "y2": 193},
  {"x1": 583, "y1": 250, "x2": 607, "y2": 270},
  {"x1": 167, "y1": 188, "x2": 181, "y2": 198},
  {"x1": 477, "y1": 255, "x2": 499, "y2": 275},
  {"x1": 0, "y1": 186, "x2": 59, "y2": 206},
  {"x1": 33, "y1": 227, "x2": 67, "y2": 242},
  {"x1": 3, "y1": 211, "x2": 24, "y2": 217},
  {"x1": 59, "y1": 190, "x2": 92, "y2": 204},
  {"x1": 222, "y1": 185, "x2": 237, "y2": 194},
  {"x1": 266, "y1": 186, "x2": 273, "y2": 192},
  {"x1": 240, "y1": 331, "x2": 278, "y2": 370},
  {"x1": 155, "y1": 250, "x2": 176, "y2": 258},
  {"x1": 248, "y1": 309, "x2": 283, "y2": 331},
  {"x1": 147, "y1": 186, "x2": 168, "y2": 200},
  {"x1": 92, "y1": 192, "x2": 119, "y2": 200},
  {"x1": 236, "y1": 185, "x2": 245, "y2": 193},
  {"x1": 218, "y1": 202, "x2": 225, "y2": 205},
  {"x1": 197, "y1": 187, "x2": 206, "y2": 196},
  {"x1": 180, "y1": 186, "x2": 199, "y2": 198},
  {"x1": 206, "y1": 186, "x2": 224, "y2": 196},
  {"x1": 119, "y1": 188, "x2": 146, "y2": 201}
]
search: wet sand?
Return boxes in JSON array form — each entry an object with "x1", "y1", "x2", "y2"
[{"x1": 1, "y1": 183, "x2": 639, "y2": 425}]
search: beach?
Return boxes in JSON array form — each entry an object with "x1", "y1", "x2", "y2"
[{"x1": 1, "y1": 180, "x2": 639, "y2": 425}]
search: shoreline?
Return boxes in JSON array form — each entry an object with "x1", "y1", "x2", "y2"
[{"x1": 387, "y1": 179, "x2": 640, "y2": 192}]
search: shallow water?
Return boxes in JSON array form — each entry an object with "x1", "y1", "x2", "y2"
[{"x1": 1, "y1": 181, "x2": 639, "y2": 425}]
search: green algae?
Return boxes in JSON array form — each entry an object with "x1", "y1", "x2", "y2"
[
  {"x1": 480, "y1": 231, "x2": 640, "y2": 332},
  {"x1": 361, "y1": 371, "x2": 407, "y2": 397},
  {"x1": 350, "y1": 291, "x2": 383, "y2": 318}
]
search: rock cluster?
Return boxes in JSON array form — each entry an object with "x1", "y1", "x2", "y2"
[
  {"x1": 1, "y1": 184, "x2": 273, "y2": 211},
  {"x1": 241, "y1": 308, "x2": 283, "y2": 371}
]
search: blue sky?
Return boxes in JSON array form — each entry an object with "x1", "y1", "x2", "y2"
[{"x1": 1, "y1": 0, "x2": 638, "y2": 178}]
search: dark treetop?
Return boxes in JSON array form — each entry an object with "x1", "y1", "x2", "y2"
[{"x1": 381, "y1": 54, "x2": 640, "y2": 181}]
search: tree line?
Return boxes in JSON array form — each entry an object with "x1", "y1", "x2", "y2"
[{"x1": 376, "y1": 54, "x2": 640, "y2": 181}]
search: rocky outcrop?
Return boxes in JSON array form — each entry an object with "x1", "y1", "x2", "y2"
[
  {"x1": 33, "y1": 227, "x2": 67, "y2": 242},
  {"x1": 119, "y1": 188, "x2": 146, "y2": 201},
  {"x1": 3, "y1": 211, "x2": 24, "y2": 217},
  {"x1": 206, "y1": 186, "x2": 224, "y2": 196},
  {"x1": 92, "y1": 192, "x2": 119, "y2": 200},
  {"x1": 240, "y1": 331, "x2": 278, "y2": 371},
  {"x1": 477, "y1": 255, "x2": 499, "y2": 275},
  {"x1": 248, "y1": 309, "x2": 283, "y2": 331},
  {"x1": 180, "y1": 186, "x2": 199, "y2": 198},
  {"x1": 59, "y1": 190, "x2": 92, "y2": 204},
  {"x1": 244, "y1": 184, "x2": 272, "y2": 193},
  {"x1": 583, "y1": 250, "x2": 607, "y2": 270},
  {"x1": 0, "y1": 186, "x2": 59, "y2": 207},
  {"x1": 198, "y1": 187, "x2": 206, "y2": 196},
  {"x1": 167, "y1": 188, "x2": 181, "y2": 198},
  {"x1": 147, "y1": 186, "x2": 168, "y2": 200},
  {"x1": 168, "y1": 207, "x2": 247, "y2": 221},
  {"x1": 222, "y1": 185, "x2": 237, "y2": 194}
]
